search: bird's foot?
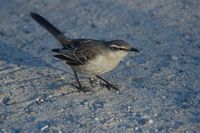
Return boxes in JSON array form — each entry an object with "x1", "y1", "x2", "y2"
[
  {"x1": 104, "y1": 83, "x2": 120, "y2": 91},
  {"x1": 77, "y1": 87, "x2": 92, "y2": 93},
  {"x1": 95, "y1": 75, "x2": 121, "y2": 92},
  {"x1": 75, "y1": 85, "x2": 93, "y2": 93}
]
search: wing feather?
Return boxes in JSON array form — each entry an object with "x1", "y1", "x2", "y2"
[{"x1": 52, "y1": 40, "x2": 105, "y2": 65}]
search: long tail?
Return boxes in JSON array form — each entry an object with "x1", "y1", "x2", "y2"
[{"x1": 30, "y1": 12, "x2": 71, "y2": 46}]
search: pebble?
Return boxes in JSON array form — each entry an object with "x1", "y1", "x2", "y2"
[
  {"x1": 127, "y1": 105, "x2": 132, "y2": 112},
  {"x1": 135, "y1": 127, "x2": 139, "y2": 130},
  {"x1": 48, "y1": 95, "x2": 53, "y2": 98},
  {"x1": 162, "y1": 96, "x2": 166, "y2": 100},
  {"x1": 148, "y1": 119, "x2": 154, "y2": 124},
  {"x1": 41, "y1": 125, "x2": 49, "y2": 131},
  {"x1": 174, "y1": 110, "x2": 178, "y2": 113},
  {"x1": 35, "y1": 98, "x2": 44, "y2": 105}
]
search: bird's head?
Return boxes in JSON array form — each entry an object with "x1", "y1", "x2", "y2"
[{"x1": 108, "y1": 40, "x2": 139, "y2": 57}]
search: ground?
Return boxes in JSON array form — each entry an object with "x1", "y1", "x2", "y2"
[{"x1": 0, "y1": 0, "x2": 200, "y2": 132}]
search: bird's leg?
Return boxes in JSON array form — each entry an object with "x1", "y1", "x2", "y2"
[
  {"x1": 73, "y1": 70, "x2": 82, "y2": 89},
  {"x1": 72, "y1": 70, "x2": 85, "y2": 92},
  {"x1": 96, "y1": 75, "x2": 119, "y2": 91}
]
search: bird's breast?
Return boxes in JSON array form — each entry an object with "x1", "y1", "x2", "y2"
[{"x1": 72, "y1": 51, "x2": 127, "y2": 75}]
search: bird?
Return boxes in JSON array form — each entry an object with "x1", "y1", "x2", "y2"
[{"x1": 30, "y1": 12, "x2": 139, "y2": 92}]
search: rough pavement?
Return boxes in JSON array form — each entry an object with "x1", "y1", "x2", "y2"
[{"x1": 0, "y1": 0, "x2": 200, "y2": 132}]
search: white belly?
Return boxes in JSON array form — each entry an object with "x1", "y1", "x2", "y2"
[{"x1": 72, "y1": 51, "x2": 128, "y2": 75}]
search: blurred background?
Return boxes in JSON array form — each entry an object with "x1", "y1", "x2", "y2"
[{"x1": 0, "y1": 0, "x2": 200, "y2": 132}]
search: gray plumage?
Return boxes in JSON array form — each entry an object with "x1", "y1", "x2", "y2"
[{"x1": 30, "y1": 12, "x2": 139, "y2": 92}]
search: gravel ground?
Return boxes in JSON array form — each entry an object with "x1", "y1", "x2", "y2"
[{"x1": 0, "y1": 0, "x2": 200, "y2": 132}]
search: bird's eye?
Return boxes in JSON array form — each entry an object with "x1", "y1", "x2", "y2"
[
  {"x1": 119, "y1": 48, "x2": 127, "y2": 51},
  {"x1": 110, "y1": 47, "x2": 118, "y2": 50}
]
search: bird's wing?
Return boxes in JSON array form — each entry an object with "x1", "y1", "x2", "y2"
[
  {"x1": 52, "y1": 39, "x2": 103, "y2": 65},
  {"x1": 53, "y1": 54, "x2": 81, "y2": 65}
]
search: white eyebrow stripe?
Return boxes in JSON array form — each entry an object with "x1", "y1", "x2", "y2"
[{"x1": 110, "y1": 45, "x2": 127, "y2": 49}]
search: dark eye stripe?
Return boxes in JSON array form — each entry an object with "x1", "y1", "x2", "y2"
[
  {"x1": 119, "y1": 48, "x2": 127, "y2": 51},
  {"x1": 110, "y1": 47, "x2": 128, "y2": 51},
  {"x1": 110, "y1": 47, "x2": 118, "y2": 50}
]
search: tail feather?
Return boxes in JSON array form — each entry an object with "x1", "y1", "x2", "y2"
[
  {"x1": 30, "y1": 12, "x2": 71, "y2": 46},
  {"x1": 54, "y1": 55, "x2": 80, "y2": 65},
  {"x1": 51, "y1": 49, "x2": 60, "y2": 53},
  {"x1": 54, "y1": 54, "x2": 73, "y2": 61}
]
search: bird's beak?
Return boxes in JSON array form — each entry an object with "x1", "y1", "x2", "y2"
[{"x1": 129, "y1": 47, "x2": 140, "y2": 52}]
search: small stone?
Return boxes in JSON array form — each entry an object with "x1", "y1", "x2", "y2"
[
  {"x1": 162, "y1": 96, "x2": 166, "y2": 100},
  {"x1": 60, "y1": 76, "x2": 65, "y2": 80},
  {"x1": 60, "y1": 109, "x2": 64, "y2": 112},
  {"x1": 35, "y1": 98, "x2": 44, "y2": 104},
  {"x1": 36, "y1": 98, "x2": 44, "y2": 102},
  {"x1": 128, "y1": 105, "x2": 131, "y2": 112},
  {"x1": 135, "y1": 127, "x2": 139, "y2": 130},
  {"x1": 48, "y1": 95, "x2": 53, "y2": 98},
  {"x1": 41, "y1": 125, "x2": 49, "y2": 131},
  {"x1": 148, "y1": 119, "x2": 153, "y2": 124}
]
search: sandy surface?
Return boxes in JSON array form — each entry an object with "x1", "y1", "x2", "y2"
[{"x1": 0, "y1": 0, "x2": 200, "y2": 132}]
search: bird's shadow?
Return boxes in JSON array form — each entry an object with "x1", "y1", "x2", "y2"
[
  {"x1": 0, "y1": 41, "x2": 115, "y2": 97},
  {"x1": 0, "y1": 41, "x2": 76, "y2": 92}
]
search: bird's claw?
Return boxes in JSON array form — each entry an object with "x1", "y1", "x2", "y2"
[
  {"x1": 77, "y1": 86, "x2": 93, "y2": 93},
  {"x1": 104, "y1": 83, "x2": 120, "y2": 91}
]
